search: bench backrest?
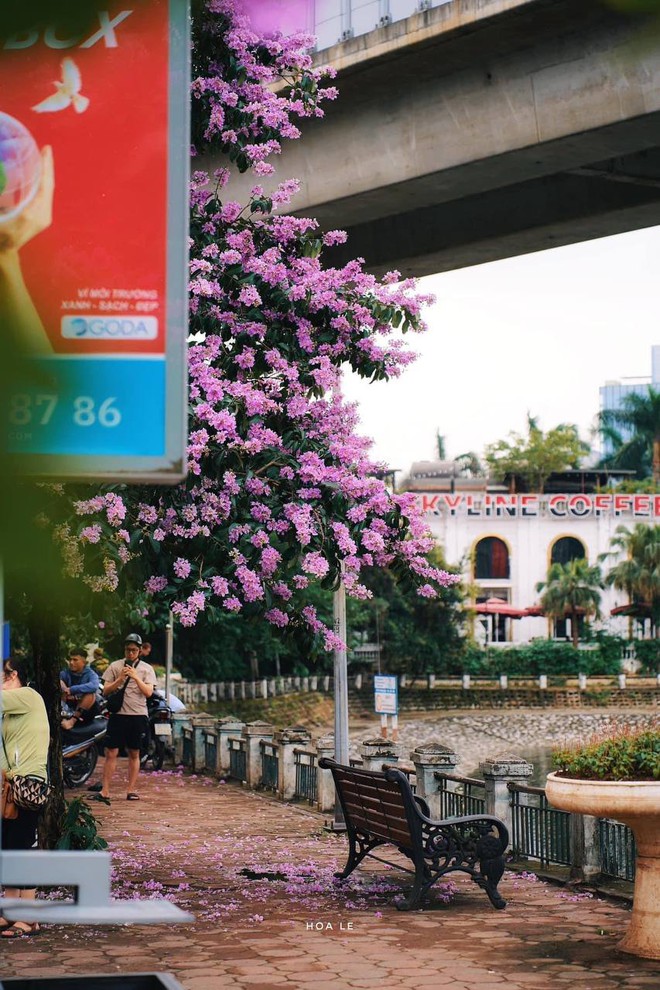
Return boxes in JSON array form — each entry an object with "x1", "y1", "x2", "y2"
[{"x1": 323, "y1": 761, "x2": 419, "y2": 852}]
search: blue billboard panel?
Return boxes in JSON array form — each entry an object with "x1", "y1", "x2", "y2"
[{"x1": 7, "y1": 358, "x2": 166, "y2": 457}]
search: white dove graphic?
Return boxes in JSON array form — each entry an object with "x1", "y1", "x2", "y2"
[{"x1": 32, "y1": 58, "x2": 89, "y2": 114}]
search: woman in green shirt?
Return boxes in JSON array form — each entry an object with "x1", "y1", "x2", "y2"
[{"x1": 1, "y1": 657, "x2": 50, "y2": 938}]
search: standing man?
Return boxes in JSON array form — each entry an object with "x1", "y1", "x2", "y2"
[
  {"x1": 92, "y1": 633, "x2": 157, "y2": 804},
  {"x1": 60, "y1": 647, "x2": 100, "y2": 730},
  {"x1": 139, "y1": 640, "x2": 153, "y2": 663}
]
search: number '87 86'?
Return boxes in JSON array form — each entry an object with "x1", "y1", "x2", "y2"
[{"x1": 8, "y1": 394, "x2": 122, "y2": 427}]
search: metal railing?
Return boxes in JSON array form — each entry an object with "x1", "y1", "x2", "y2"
[
  {"x1": 260, "y1": 741, "x2": 279, "y2": 791},
  {"x1": 294, "y1": 748, "x2": 318, "y2": 804},
  {"x1": 509, "y1": 782, "x2": 571, "y2": 867},
  {"x1": 182, "y1": 728, "x2": 193, "y2": 767},
  {"x1": 203, "y1": 731, "x2": 217, "y2": 772},
  {"x1": 228, "y1": 737, "x2": 247, "y2": 782},
  {"x1": 435, "y1": 772, "x2": 486, "y2": 817},
  {"x1": 392, "y1": 764, "x2": 417, "y2": 795},
  {"x1": 599, "y1": 818, "x2": 636, "y2": 881}
]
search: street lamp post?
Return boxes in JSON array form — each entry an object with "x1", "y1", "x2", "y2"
[{"x1": 332, "y1": 569, "x2": 349, "y2": 829}]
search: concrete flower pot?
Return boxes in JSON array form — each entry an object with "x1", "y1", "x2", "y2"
[{"x1": 546, "y1": 772, "x2": 660, "y2": 960}]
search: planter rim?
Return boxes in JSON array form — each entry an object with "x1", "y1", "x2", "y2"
[{"x1": 546, "y1": 771, "x2": 659, "y2": 787}]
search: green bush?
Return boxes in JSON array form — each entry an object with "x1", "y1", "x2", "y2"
[
  {"x1": 452, "y1": 637, "x2": 624, "y2": 676},
  {"x1": 634, "y1": 639, "x2": 660, "y2": 674},
  {"x1": 56, "y1": 797, "x2": 108, "y2": 851},
  {"x1": 552, "y1": 728, "x2": 660, "y2": 781}
]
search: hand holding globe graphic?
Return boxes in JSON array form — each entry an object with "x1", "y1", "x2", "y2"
[{"x1": 0, "y1": 112, "x2": 54, "y2": 353}]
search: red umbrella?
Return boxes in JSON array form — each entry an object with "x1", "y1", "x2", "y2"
[
  {"x1": 471, "y1": 597, "x2": 529, "y2": 618},
  {"x1": 610, "y1": 602, "x2": 652, "y2": 618}
]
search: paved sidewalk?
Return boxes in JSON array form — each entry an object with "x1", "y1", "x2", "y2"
[{"x1": 0, "y1": 766, "x2": 658, "y2": 990}]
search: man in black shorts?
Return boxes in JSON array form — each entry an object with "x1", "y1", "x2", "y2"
[{"x1": 92, "y1": 633, "x2": 157, "y2": 804}]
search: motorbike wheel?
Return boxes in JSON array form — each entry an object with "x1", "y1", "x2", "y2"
[
  {"x1": 63, "y1": 745, "x2": 98, "y2": 788},
  {"x1": 141, "y1": 734, "x2": 165, "y2": 772}
]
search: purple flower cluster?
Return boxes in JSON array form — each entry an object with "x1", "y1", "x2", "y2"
[{"x1": 63, "y1": 0, "x2": 457, "y2": 639}]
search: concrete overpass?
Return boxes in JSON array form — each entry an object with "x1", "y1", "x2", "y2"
[{"x1": 220, "y1": 0, "x2": 660, "y2": 276}]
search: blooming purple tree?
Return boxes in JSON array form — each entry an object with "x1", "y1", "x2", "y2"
[{"x1": 51, "y1": 0, "x2": 455, "y2": 653}]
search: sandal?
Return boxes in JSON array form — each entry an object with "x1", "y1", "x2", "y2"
[
  {"x1": 1, "y1": 923, "x2": 40, "y2": 938},
  {"x1": 126, "y1": 792, "x2": 140, "y2": 801},
  {"x1": 90, "y1": 793, "x2": 111, "y2": 805}
]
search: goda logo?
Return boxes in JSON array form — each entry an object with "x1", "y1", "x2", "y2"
[{"x1": 62, "y1": 316, "x2": 157, "y2": 339}]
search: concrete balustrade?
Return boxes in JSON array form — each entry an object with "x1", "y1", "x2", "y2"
[{"x1": 166, "y1": 714, "x2": 638, "y2": 889}]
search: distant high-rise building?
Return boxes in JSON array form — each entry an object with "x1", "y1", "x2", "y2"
[{"x1": 599, "y1": 346, "x2": 660, "y2": 453}]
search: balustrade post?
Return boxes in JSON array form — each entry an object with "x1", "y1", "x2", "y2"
[
  {"x1": 427, "y1": 673, "x2": 436, "y2": 689},
  {"x1": 276, "y1": 726, "x2": 312, "y2": 800},
  {"x1": 171, "y1": 713, "x2": 192, "y2": 764},
  {"x1": 462, "y1": 673, "x2": 471, "y2": 690},
  {"x1": 310, "y1": 675, "x2": 318, "y2": 691},
  {"x1": 315, "y1": 735, "x2": 337, "y2": 813},
  {"x1": 242, "y1": 721, "x2": 275, "y2": 788},
  {"x1": 499, "y1": 674, "x2": 508, "y2": 690},
  {"x1": 227, "y1": 681, "x2": 235, "y2": 701},
  {"x1": 411, "y1": 743, "x2": 459, "y2": 820},
  {"x1": 217, "y1": 717, "x2": 245, "y2": 773},
  {"x1": 481, "y1": 756, "x2": 533, "y2": 841},
  {"x1": 359, "y1": 737, "x2": 400, "y2": 771},
  {"x1": 570, "y1": 813, "x2": 601, "y2": 881}
]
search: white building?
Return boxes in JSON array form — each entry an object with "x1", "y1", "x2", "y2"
[{"x1": 404, "y1": 461, "x2": 658, "y2": 644}]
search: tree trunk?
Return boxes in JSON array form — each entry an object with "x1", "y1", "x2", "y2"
[
  {"x1": 571, "y1": 612, "x2": 580, "y2": 650},
  {"x1": 653, "y1": 437, "x2": 660, "y2": 488},
  {"x1": 28, "y1": 600, "x2": 65, "y2": 849}
]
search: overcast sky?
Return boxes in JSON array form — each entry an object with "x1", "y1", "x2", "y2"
[{"x1": 342, "y1": 225, "x2": 660, "y2": 477}]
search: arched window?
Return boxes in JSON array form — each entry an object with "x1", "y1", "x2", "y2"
[
  {"x1": 474, "y1": 537, "x2": 509, "y2": 579},
  {"x1": 551, "y1": 537, "x2": 586, "y2": 567}
]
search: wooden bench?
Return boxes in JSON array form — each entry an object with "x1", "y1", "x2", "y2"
[{"x1": 319, "y1": 758, "x2": 509, "y2": 911}]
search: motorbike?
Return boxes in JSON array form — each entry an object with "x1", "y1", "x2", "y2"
[
  {"x1": 62, "y1": 713, "x2": 108, "y2": 788},
  {"x1": 141, "y1": 689, "x2": 173, "y2": 771}
]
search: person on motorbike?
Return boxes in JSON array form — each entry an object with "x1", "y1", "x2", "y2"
[{"x1": 60, "y1": 648, "x2": 101, "y2": 732}]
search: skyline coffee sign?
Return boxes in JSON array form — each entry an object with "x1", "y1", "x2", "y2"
[
  {"x1": 0, "y1": 2, "x2": 189, "y2": 481},
  {"x1": 419, "y1": 493, "x2": 660, "y2": 519}
]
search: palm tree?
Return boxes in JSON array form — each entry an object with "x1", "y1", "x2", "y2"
[
  {"x1": 602, "y1": 523, "x2": 660, "y2": 636},
  {"x1": 536, "y1": 558, "x2": 604, "y2": 648},
  {"x1": 598, "y1": 386, "x2": 660, "y2": 485}
]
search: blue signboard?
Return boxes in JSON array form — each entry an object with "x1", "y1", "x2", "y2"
[
  {"x1": 374, "y1": 674, "x2": 398, "y2": 715},
  {"x1": 2, "y1": 621, "x2": 9, "y2": 661}
]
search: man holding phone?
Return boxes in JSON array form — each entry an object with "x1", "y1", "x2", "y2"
[{"x1": 92, "y1": 633, "x2": 157, "y2": 804}]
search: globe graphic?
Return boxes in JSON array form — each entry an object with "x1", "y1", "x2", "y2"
[{"x1": 0, "y1": 112, "x2": 41, "y2": 224}]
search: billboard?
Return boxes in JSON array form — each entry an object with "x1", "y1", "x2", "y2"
[
  {"x1": 374, "y1": 674, "x2": 398, "y2": 715},
  {"x1": 0, "y1": 2, "x2": 189, "y2": 481}
]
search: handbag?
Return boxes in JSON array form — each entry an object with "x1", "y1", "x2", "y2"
[
  {"x1": 105, "y1": 680, "x2": 128, "y2": 714},
  {"x1": 2, "y1": 772, "x2": 18, "y2": 820},
  {"x1": 1, "y1": 738, "x2": 52, "y2": 813},
  {"x1": 10, "y1": 774, "x2": 53, "y2": 812}
]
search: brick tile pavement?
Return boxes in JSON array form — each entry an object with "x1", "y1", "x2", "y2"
[{"x1": 0, "y1": 766, "x2": 658, "y2": 989}]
